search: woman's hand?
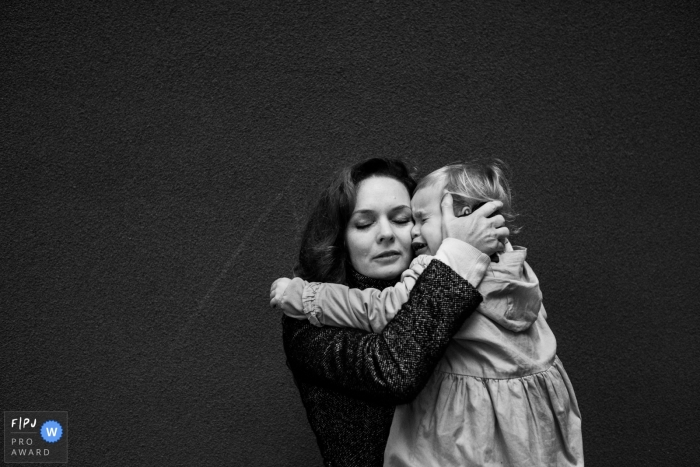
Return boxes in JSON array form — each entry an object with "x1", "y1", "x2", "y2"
[
  {"x1": 440, "y1": 194, "x2": 509, "y2": 256},
  {"x1": 270, "y1": 277, "x2": 292, "y2": 308}
]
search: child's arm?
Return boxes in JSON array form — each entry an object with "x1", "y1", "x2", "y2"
[
  {"x1": 272, "y1": 235, "x2": 491, "y2": 332},
  {"x1": 275, "y1": 255, "x2": 433, "y2": 333},
  {"x1": 307, "y1": 257, "x2": 430, "y2": 333},
  {"x1": 433, "y1": 238, "x2": 492, "y2": 288},
  {"x1": 477, "y1": 243, "x2": 545, "y2": 331}
]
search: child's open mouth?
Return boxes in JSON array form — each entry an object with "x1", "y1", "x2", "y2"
[{"x1": 412, "y1": 242, "x2": 428, "y2": 255}]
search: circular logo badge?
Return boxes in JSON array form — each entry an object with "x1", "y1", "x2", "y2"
[{"x1": 40, "y1": 420, "x2": 63, "y2": 443}]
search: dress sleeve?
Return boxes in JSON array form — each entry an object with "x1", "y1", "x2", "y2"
[
  {"x1": 277, "y1": 278, "x2": 308, "y2": 321},
  {"x1": 303, "y1": 281, "x2": 409, "y2": 333},
  {"x1": 282, "y1": 259, "x2": 482, "y2": 404},
  {"x1": 298, "y1": 261, "x2": 425, "y2": 333},
  {"x1": 433, "y1": 238, "x2": 490, "y2": 287}
]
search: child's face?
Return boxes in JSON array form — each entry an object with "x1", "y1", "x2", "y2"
[{"x1": 410, "y1": 184, "x2": 445, "y2": 256}]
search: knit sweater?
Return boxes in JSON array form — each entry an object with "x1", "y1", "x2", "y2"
[{"x1": 282, "y1": 259, "x2": 482, "y2": 466}]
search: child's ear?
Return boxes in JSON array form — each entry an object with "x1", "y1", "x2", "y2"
[{"x1": 456, "y1": 206, "x2": 472, "y2": 217}]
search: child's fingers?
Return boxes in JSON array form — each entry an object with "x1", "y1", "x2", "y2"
[{"x1": 270, "y1": 281, "x2": 282, "y2": 308}]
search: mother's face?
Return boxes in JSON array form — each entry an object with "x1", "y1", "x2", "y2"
[{"x1": 345, "y1": 176, "x2": 414, "y2": 280}]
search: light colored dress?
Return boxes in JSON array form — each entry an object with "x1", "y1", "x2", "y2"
[
  {"x1": 281, "y1": 240, "x2": 584, "y2": 467},
  {"x1": 385, "y1": 245, "x2": 583, "y2": 466}
]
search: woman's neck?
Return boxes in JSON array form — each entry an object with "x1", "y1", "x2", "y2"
[{"x1": 346, "y1": 267, "x2": 397, "y2": 291}]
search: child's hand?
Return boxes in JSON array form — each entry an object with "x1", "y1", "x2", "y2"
[
  {"x1": 269, "y1": 278, "x2": 292, "y2": 309},
  {"x1": 409, "y1": 255, "x2": 432, "y2": 275}
]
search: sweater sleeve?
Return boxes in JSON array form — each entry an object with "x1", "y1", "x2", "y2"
[{"x1": 282, "y1": 259, "x2": 482, "y2": 404}]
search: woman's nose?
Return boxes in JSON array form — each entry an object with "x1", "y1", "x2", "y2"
[{"x1": 377, "y1": 219, "x2": 395, "y2": 243}]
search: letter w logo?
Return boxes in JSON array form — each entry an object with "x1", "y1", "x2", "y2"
[{"x1": 46, "y1": 427, "x2": 58, "y2": 437}]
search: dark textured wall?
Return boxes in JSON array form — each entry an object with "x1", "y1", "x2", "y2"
[{"x1": 2, "y1": 1, "x2": 698, "y2": 465}]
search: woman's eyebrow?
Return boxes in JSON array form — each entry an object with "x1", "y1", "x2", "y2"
[
  {"x1": 351, "y1": 209, "x2": 376, "y2": 216},
  {"x1": 390, "y1": 205, "x2": 412, "y2": 213},
  {"x1": 353, "y1": 205, "x2": 410, "y2": 216}
]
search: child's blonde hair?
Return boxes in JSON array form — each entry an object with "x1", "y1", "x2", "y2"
[{"x1": 416, "y1": 159, "x2": 519, "y2": 232}]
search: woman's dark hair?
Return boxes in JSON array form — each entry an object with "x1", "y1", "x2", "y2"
[{"x1": 294, "y1": 158, "x2": 417, "y2": 284}]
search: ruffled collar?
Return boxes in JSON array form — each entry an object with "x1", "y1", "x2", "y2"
[{"x1": 346, "y1": 267, "x2": 397, "y2": 291}]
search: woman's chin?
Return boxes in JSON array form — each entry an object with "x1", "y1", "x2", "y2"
[{"x1": 368, "y1": 260, "x2": 410, "y2": 280}]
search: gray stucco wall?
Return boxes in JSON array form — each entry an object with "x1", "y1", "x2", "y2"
[{"x1": 2, "y1": 2, "x2": 698, "y2": 465}]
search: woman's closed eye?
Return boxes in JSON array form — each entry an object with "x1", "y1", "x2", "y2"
[
  {"x1": 353, "y1": 216, "x2": 375, "y2": 229},
  {"x1": 354, "y1": 217, "x2": 410, "y2": 229},
  {"x1": 393, "y1": 216, "x2": 412, "y2": 225}
]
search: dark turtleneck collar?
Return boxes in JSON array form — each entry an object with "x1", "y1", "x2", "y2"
[{"x1": 346, "y1": 267, "x2": 398, "y2": 291}]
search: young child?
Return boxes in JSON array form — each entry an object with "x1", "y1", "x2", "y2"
[{"x1": 273, "y1": 161, "x2": 583, "y2": 466}]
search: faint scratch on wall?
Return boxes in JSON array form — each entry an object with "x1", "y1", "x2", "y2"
[
  {"x1": 196, "y1": 190, "x2": 284, "y2": 313},
  {"x1": 171, "y1": 177, "x2": 295, "y2": 348}
]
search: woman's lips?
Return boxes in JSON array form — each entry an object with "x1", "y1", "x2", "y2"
[{"x1": 374, "y1": 250, "x2": 401, "y2": 261}]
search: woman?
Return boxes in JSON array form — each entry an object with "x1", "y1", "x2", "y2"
[{"x1": 278, "y1": 158, "x2": 506, "y2": 466}]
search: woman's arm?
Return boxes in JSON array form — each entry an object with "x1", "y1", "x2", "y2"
[
  {"x1": 282, "y1": 257, "x2": 482, "y2": 405},
  {"x1": 282, "y1": 197, "x2": 501, "y2": 404}
]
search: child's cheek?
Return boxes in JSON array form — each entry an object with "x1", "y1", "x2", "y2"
[
  {"x1": 428, "y1": 230, "x2": 442, "y2": 256},
  {"x1": 417, "y1": 222, "x2": 441, "y2": 255},
  {"x1": 429, "y1": 240, "x2": 440, "y2": 256}
]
